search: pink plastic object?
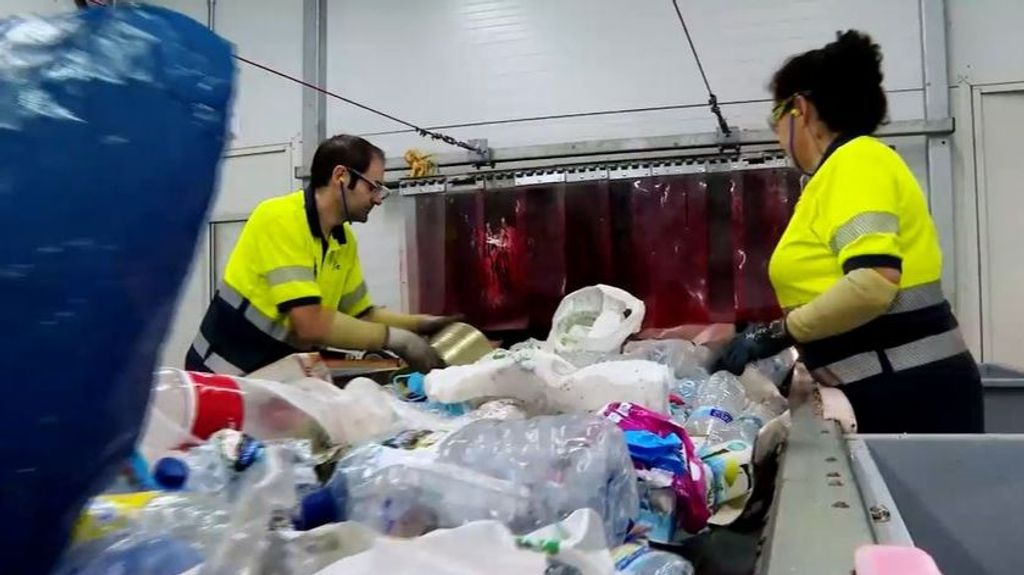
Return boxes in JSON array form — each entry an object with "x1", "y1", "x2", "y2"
[
  {"x1": 855, "y1": 545, "x2": 943, "y2": 575},
  {"x1": 600, "y1": 402, "x2": 711, "y2": 533}
]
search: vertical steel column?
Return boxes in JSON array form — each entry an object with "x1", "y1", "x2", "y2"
[
  {"x1": 920, "y1": 0, "x2": 956, "y2": 297},
  {"x1": 207, "y1": 0, "x2": 216, "y2": 30},
  {"x1": 300, "y1": 0, "x2": 327, "y2": 183}
]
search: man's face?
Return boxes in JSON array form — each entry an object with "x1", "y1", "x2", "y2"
[{"x1": 343, "y1": 155, "x2": 386, "y2": 223}]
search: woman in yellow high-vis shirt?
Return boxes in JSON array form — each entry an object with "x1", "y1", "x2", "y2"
[{"x1": 718, "y1": 31, "x2": 983, "y2": 433}]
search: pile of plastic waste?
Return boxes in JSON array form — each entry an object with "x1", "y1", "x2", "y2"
[{"x1": 59, "y1": 284, "x2": 795, "y2": 573}]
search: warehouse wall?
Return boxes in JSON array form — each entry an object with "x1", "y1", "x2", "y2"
[{"x1": 946, "y1": 1, "x2": 1024, "y2": 365}]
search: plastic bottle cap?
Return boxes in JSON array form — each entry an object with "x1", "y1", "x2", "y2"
[
  {"x1": 406, "y1": 372, "x2": 426, "y2": 397},
  {"x1": 295, "y1": 487, "x2": 342, "y2": 531},
  {"x1": 153, "y1": 457, "x2": 189, "y2": 490}
]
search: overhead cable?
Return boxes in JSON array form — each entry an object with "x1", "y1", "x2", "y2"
[
  {"x1": 669, "y1": 0, "x2": 732, "y2": 136},
  {"x1": 233, "y1": 55, "x2": 486, "y2": 156},
  {"x1": 80, "y1": 0, "x2": 486, "y2": 156}
]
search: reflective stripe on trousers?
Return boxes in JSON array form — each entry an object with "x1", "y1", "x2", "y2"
[{"x1": 813, "y1": 328, "x2": 968, "y2": 385}]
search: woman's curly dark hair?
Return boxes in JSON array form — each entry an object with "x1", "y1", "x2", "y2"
[{"x1": 771, "y1": 30, "x2": 888, "y2": 136}]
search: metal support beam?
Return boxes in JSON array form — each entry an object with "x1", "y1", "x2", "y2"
[
  {"x1": 378, "y1": 118, "x2": 953, "y2": 178},
  {"x1": 206, "y1": 0, "x2": 216, "y2": 30},
  {"x1": 298, "y1": 0, "x2": 327, "y2": 183},
  {"x1": 920, "y1": 0, "x2": 956, "y2": 297}
]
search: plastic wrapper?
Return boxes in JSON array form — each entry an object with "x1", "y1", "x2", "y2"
[
  {"x1": 599, "y1": 403, "x2": 710, "y2": 534},
  {"x1": 0, "y1": 7, "x2": 233, "y2": 570},
  {"x1": 436, "y1": 415, "x2": 640, "y2": 545}
]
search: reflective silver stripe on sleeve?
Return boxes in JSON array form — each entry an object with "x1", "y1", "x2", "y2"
[
  {"x1": 217, "y1": 282, "x2": 244, "y2": 308},
  {"x1": 265, "y1": 265, "x2": 315, "y2": 287},
  {"x1": 822, "y1": 352, "x2": 883, "y2": 384},
  {"x1": 203, "y1": 352, "x2": 244, "y2": 376},
  {"x1": 337, "y1": 281, "x2": 369, "y2": 312},
  {"x1": 217, "y1": 281, "x2": 291, "y2": 342},
  {"x1": 886, "y1": 328, "x2": 968, "y2": 372},
  {"x1": 191, "y1": 332, "x2": 211, "y2": 357},
  {"x1": 243, "y1": 304, "x2": 290, "y2": 341},
  {"x1": 887, "y1": 281, "x2": 945, "y2": 314},
  {"x1": 829, "y1": 211, "x2": 899, "y2": 254}
]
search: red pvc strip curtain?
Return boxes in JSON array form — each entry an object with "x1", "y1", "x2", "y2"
[{"x1": 414, "y1": 167, "x2": 801, "y2": 334}]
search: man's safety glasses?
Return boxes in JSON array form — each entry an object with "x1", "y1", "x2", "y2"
[{"x1": 347, "y1": 167, "x2": 392, "y2": 200}]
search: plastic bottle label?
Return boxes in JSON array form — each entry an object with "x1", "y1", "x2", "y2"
[
  {"x1": 690, "y1": 406, "x2": 734, "y2": 424},
  {"x1": 186, "y1": 371, "x2": 244, "y2": 440}
]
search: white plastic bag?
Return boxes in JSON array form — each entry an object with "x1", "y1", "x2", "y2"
[
  {"x1": 424, "y1": 349, "x2": 669, "y2": 414},
  {"x1": 547, "y1": 285, "x2": 645, "y2": 354},
  {"x1": 312, "y1": 521, "x2": 547, "y2": 575}
]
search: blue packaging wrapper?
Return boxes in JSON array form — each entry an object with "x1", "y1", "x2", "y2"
[{"x1": 0, "y1": 6, "x2": 233, "y2": 571}]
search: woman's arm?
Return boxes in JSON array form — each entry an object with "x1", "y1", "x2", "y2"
[{"x1": 784, "y1": 267, "x2": 900, "y2": 343}]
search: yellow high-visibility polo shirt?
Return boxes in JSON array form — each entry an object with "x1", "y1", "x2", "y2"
[
  {"x1": 186, "y1": 188, "x2": 372, "y2": 374},
  {"x1": 768, "y1": 135, "x2": 965, "y2": 381}
]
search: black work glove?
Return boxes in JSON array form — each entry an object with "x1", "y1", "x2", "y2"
[
  {"x1": 386, "y1": 327, "x2": 446, "y2": 373},
  {"x1": 715, "y1": 320, "x2": 795, "y2": 376},
  {"x1": 417, "y1": 314, "x2": 465, "y2": 336}
]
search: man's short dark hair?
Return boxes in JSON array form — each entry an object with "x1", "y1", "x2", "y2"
[{"x1": 309, "y1": 134, "x2": 385, "y2": 188}]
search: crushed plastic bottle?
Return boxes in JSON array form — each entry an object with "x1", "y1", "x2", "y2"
[
  {"x1": 751, "y1": 347, "x2": 799, "y2": 387},
  {"x1": 151, "y1": 431, "x2": 318, "y2": 504},
  {"x1": 668, "y1": 369, "x2": 709, "y2": 422},
  {"x1": 140, "y1": 369, "x2": 397, "y2": 460},
  {"x1": 707, "y1": 402, "x2": 777, "y2": 447},
  {"x1": 54, "y1": 534, "x2": 203, "y2": 575},
  {"x1": 617, "y1": 548, "x2": 696, "y2": 574},
  {"x1": 684, "y1": 371, "x2": 748, "y2": 438},
  {"x1": 305, "y1": 444, "x2": 530, "y2": 537},
  {"x1": 136, "y1": 491, "x2": 234, "y2": 554},
  {"x1": 436, "y1": 415, "x2": 640, "y2": 544}
]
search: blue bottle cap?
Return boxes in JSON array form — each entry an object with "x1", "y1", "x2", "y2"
[
  {"x1": 153, "y1": 457, "x2": 189, "y2": 490},
  {"x1": 406, "y1": 372, "x2": 426, "y2": 398},
  {"x1": 295, "y1": 487, "x2": 342, "y2": 531}
]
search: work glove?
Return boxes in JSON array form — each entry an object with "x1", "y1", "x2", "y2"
[
  {"x1": 417, "y1": 314, "x2": 464, "y2": 336},
  {"x1": 715, "y1": 320, "x2": 794, "y2": 376},
  {"x1": 386, "y1": 327, "x2": 446, "y2": 373}
]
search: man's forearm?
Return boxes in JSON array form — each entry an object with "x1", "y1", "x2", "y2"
[
  {"x1": 362, "y1": 306, "x2": 426, "y2": 333},
  {"x1": 324, "y1": 310, "x2": 388, "y2": 350}
]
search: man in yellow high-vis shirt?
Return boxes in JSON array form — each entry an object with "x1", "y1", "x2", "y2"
[{"x1": 186, "y1": 134, "x2": 456, "y2": 375}]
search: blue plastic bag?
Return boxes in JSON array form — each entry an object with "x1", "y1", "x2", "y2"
[{"x1": 0, "y1": 6, "x2": 233, "y2": 572}]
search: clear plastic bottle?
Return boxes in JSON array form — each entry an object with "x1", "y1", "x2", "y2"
[
  {"x1": 140, "y1": 368, "x2": 356, "y2": 461},
  {"x1": 299, "y1": 444, "x2": 530, "y2": 537},
  {"x1": 619, "y1": 549, "x2": 696, "y2": 575},
  {"x1": 436, "y1": 415, "x2": 640, "y2": 544},
  {"x1": 707, "y1": 402, "x2": 776, "y2": 447},
  {"x1": 684, "y1": 371, "x2": 748, "y2": 437},
  {"x1": 136, "y1": 491, "x2": 233, "y2": 554}
]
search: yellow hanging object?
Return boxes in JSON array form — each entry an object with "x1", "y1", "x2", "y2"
[{"x1": 404, "y1": 149, "x2": 436, "y2": 179}]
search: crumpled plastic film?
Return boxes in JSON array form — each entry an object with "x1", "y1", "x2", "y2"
[{"x1": 0, "y1": 6, "x2": 233, "y2": 571}]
